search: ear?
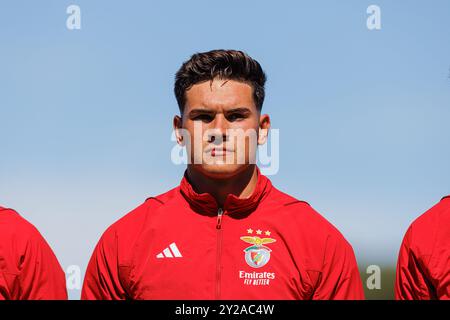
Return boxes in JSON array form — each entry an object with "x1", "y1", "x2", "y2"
[
  {"x1": 173, "y1": 115, "x2": 185, "y2": 146},
  {"x1": 258, "y1": 114, "x2": 271, "y2": 145}
]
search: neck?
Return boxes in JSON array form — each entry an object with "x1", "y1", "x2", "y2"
[{"x1": 186, "y1": 165, "x2": 259, "y2": 208}]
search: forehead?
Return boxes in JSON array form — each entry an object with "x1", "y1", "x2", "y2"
[{"x1": 185, "y1": 79, "x2": 255, "y2": 111}]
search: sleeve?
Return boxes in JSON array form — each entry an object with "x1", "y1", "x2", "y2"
[
  {"x1": 81, "y1": 228, "x2": 129, "y2": 300},
  {"x1": 312, "y1": 234, "x2": 365, "y2": 300},
  {"x1": 0, "y1": 271, "x2": 19, "y2": 300},
  {"x1": 18, "y1": 231, "x2": 68, "y2": 300},
  {"x1": 395, "y1": 226, "x2": 433, "y2": 300}
]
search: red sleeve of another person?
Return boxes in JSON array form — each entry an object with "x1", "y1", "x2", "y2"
[
  {"x1": 395, "y1": 196, "x2": 450, "y2": 300},
  {"x1": 395, "y1": 226, "x2": 433, "y2": 300},
  {"x1": 0, "y1": 209, "x2": 67, "y2": 300}
]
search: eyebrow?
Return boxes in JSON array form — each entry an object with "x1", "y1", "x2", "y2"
[
  {"x1": 225, "y1": 107, "x2": 251, "y2": 114},
  {"x1": 188, "y1": 109, "x2": 216, "y2": 117},
  {"x1": 188, "y1": 107, "x2": 252, "y2": 117}
]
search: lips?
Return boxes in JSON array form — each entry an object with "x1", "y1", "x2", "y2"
[{"x1": 210, "y1": 147, "x2": 234, "y2": 157}]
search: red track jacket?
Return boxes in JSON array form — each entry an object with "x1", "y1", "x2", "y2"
[
  {"x1": 82, "y1": 168, "x2": 364, "y2": 300},
  {"x1": 0, "y1": 206, "x2": 67, "y2": 300},
  {"x1": 395, "y1": 195, "x2": 450, "y2": 300}
]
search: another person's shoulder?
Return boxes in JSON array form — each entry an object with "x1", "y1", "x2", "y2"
[
  {"x1": 406, "y1": 195, "x2": 450, "y2": 253},
  {"x1": 408, "y1": 196, "x2": 450, "y2": 236},
  {"x1": 0, "y1": 206, "x2": 45, "y2": 244}
]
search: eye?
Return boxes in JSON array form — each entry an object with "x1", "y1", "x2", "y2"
[
  {"x1": 193, "y1": 114, "x2": 214, "y2": 123},
  {"x1": 227, "y1": 113, "x2": 246, "y2": 122}
]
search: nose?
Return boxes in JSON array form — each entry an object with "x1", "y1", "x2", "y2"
[{"x1": 208, "y1": 113, "x2": 228, "y2": 144}]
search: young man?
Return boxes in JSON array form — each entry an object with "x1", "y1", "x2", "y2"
[
  {"x1": 395, "y1": 195, "x2": 450, "y2": 300},
  {"x1": 82, "y1": 49, "x2": 364, "y2": 300},
  {"x1": 0, "y1": 206, "x2": 67, "y2": 300}
]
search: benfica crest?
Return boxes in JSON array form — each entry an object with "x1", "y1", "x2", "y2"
[{"x1": 240, "y1": 234, "x2": 276, "y2": 268}]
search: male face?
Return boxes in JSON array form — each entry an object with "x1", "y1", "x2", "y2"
[{"x1": 174, "y1": 78, "x2": 270, "y2": 179}]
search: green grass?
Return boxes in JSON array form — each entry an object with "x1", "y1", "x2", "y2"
[{"x1": 360, "y1": 266, "x2": 396, "y2": 300}]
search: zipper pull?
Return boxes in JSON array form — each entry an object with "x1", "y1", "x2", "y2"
[{"x1": 216, "y1": 208, "x2": 224, "y2": 229}]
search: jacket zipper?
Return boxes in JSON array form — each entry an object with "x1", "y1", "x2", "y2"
[{"x1": 215, "y1": 207, "x2": 224, "y2": 299}]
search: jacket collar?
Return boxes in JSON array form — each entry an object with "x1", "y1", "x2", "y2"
[{"x1": 179, "y1": 167, "x2": 272, "y2": 216}]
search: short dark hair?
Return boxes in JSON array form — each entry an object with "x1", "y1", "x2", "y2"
[{"x1": 174, "y1": 49, "x2": 266, "y2": 114}]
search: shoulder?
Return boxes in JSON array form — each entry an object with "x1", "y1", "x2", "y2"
[
  {"x1": 0, "y1": 207, "x2": 45, "y2": 244},
  {"x1": 263, "y1": 187, "x2": 356, "y2": 273},
  {"x1": 406, "y1": 196, "x2": 450, "y2": 254},
  {"x1": 99, "y1": 186, "x2": 179, "y2": 242},
  {"x1": 409, "y1": 196, "x2": 450, "y2": 237},
  {"x1": 0, "y1": 207, "x2": 52, "y2": 273},
  {"x1": 267, "y1": 187, "x2": 353, "y2": 249}
]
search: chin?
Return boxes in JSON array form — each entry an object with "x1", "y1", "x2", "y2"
[{"x1": 196, "y1": 164, "x2": 249, "y2": 180}]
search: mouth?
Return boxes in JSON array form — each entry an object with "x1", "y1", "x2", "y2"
[{"x1": 209, "y1": 147, "x2": 234, "y2": 157}]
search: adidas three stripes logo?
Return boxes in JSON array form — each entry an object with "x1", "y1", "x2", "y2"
[{"x1": 156, "y1": 242, "x2": 183, "y2": 258}]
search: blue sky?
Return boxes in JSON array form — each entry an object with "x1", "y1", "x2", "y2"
[{"x1": 1, "y1": 0, "x2": 449, "y2": 299}]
